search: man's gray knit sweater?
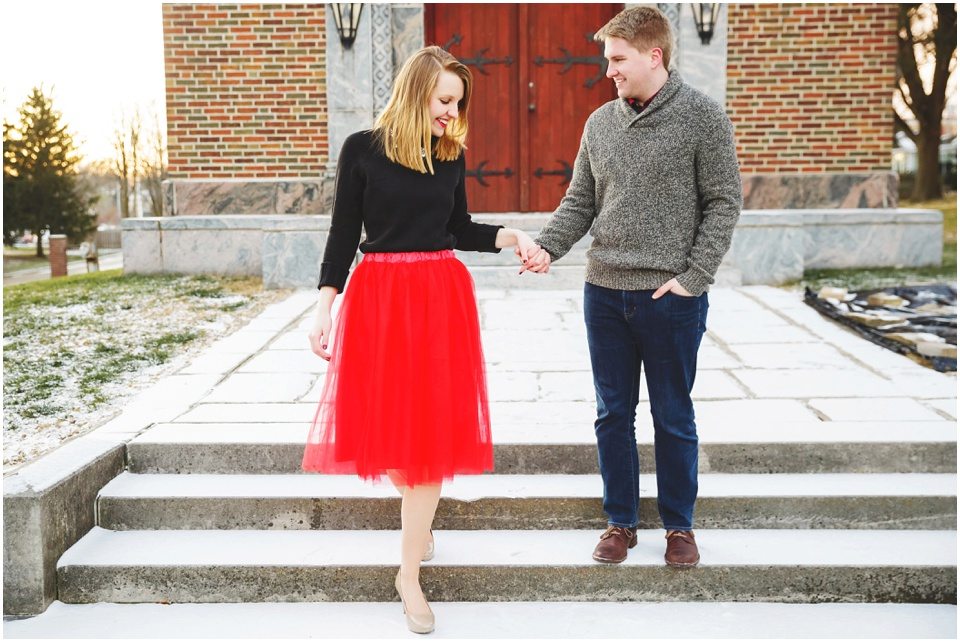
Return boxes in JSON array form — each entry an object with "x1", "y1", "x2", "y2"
[{"x1": 535, "y1": 70, "x2": 742, "y2": 297}]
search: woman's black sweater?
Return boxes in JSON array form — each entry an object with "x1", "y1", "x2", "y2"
[{"x1": 317, "y1": 130, "x2": 503, "y2": 291}]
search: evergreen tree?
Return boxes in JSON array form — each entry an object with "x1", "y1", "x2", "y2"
[{"x1": 3, "y1": 87, "x2": 98, "y2": 256}]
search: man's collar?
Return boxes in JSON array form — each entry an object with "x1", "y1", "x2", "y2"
[{"x1": 618, "y1": 70, "x2": 683, "y2": 125}]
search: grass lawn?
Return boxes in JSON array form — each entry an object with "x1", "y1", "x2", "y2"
[
  {"x1": 3, "y1": 269, "x2": 292, "y2": 470},
  {"x1": 3, "y1": 247, "x2": 51, "y2": 272},
  {"x1": 798, "y1": 195, "x2": 958, "y2": 292}
]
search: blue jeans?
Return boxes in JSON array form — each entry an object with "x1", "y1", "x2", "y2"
[{"x1": 583, "y1": 282, "x2": 708, "y2": 531}]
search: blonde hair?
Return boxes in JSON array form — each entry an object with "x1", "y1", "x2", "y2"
[
  {"x1": 594, "y1": 6, "x2": 674, "y2": 70},
  {"x1": 373, "y1": 45, "x2": 472, "y2": 174}
]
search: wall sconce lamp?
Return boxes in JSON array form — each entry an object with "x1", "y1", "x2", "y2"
[
  {"x1": 691, "y1": 4, "x2": 720, "y2": 46},
  {"x1": 331, "y1": 3, "x2": 363, "y2": 49}
]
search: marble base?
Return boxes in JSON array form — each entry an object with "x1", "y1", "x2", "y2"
[
  {"x1": 122, "y1": 216, "x2": 266, "y2": 278},
  {"x1": 120, "y1": 220, "x2": 163, "y2": 274},
  {"x1": 162, "y1": 180, "x2": 334, "y2": 216},
  {"x1": 801, "y1": 209, "x2": 943, "y2": 270},
  {"x1": 262, "y1": 217, "x2": 332, "y2": 289},
  {"x1": 724, "y1": 212, "x2": 805, "y2": 285},
  {"x1": 742, "y1": 173, "x2": 899, "y2": 210},
  {"x1": 121, "y1": 209, "x2": 943, "y2": 289}
]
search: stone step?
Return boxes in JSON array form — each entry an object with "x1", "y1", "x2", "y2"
[
  {"x1": 5, "y1": 600, "x2": 956, "y2": 638},
  {"x1": 96, "y1": 472, "x2": 957, "y2": 531},
  {"x1": 127, "y1": 421, "x2": 958, "y2": 474},
  {"x1": 56, "y1": 528, "x2": 957, "y2": 604}
]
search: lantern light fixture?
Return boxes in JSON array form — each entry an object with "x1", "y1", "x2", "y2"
[{"x1": 331, "y1": 3, "x2": 363, "y2": 49}]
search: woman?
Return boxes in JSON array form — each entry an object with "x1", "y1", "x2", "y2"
[{"x1": 301, "y1": 46, "x2": 537, "y2": 634}]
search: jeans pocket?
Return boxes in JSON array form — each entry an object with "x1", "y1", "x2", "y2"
[{"x1": 668, "y1": 291, "x2": 702, "y2": 326}]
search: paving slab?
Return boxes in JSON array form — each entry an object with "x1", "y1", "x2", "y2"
[
  {"x1": 925, "y1": 398, "x2": 958, "y2": 419},
  {"x1": 175, "y1": 403, "x2": 317, "y2": 423},
  {"x1": 236, "y1": 350, "x2": 327, "y2": 374},
  {"x1": 809, "y1": 398, "x2": 947, "y2": 422},
  {"x1": 730, "y1": 369, "x2": 901, "y2": 398},
  {"x1": 176, "y1": 352, "x2": 250, "y2": 375},
  {"x1": 200, "y1": 330, "x2": 278, "y2": 355},
  {"x1": 487, "y1": 373, "x2": 540, "y2": 402},
  {"x1": 726, "y1": 342, "x2": 864, "y2": 370},
  {"x1": 878, "y1": 370, "x2": 959, "y2": 399},
  {"x1": 746, "y1": 289, "x2": 940, "y2": 373},
  {"x1": 270, "y1": 330, "x2": 316, "y2": 349},
  {"x1": 201, "y1": 373, "x2": 316, "y2": 403},
  {"x1": 233, "y1": 315, "x2": 297, "y2": 332},
  {"x1": 252, "y1": 291, "x2": 317, "y2": 318}
]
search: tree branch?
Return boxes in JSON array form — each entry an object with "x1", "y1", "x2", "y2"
[
  {"x1": 894, "y1": 109, "x2": 919, "y2": 143},
  {"x1": 898, "y1": 4, "x2": 931, "y2": 123},
  {"x1": 930, "y1": 3, "x2": 957, "y2": 117}
]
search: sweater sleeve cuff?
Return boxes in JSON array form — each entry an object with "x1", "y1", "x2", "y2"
[
  {"x1": 675, "y1": 266, "x2": 713, "y2": 297},
  {"x1": 534, "y1": 238, "x2": 561, "y2": 263},
  {"x1": 479, "y1": 223, "x2": 504, "y2": 253},
  {"x1": 318, "y1": 262, "x2": 349, "y2": 292}
]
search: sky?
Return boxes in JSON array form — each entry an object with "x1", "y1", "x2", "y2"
[{"x1": 2, "y1": 0, "x2": 166, "y2": 164}]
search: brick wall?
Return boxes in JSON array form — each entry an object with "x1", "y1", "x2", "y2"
[
  {"x1": 163, "y1": 4, "x2": 327, "y2": 179},
  {"x1": 726, "y1": 3, "x2": 897, "y2": 173}
]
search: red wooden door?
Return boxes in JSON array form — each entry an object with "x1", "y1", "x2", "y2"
[
  {"x1": 426, "y1": 4, "x2": 520, "y2": 212},
  {"x1": 426, "y1": 3, "x2": 620, "y2": 212}
]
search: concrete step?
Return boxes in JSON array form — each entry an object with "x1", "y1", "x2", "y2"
[
  {"x1": 96, "y1": 472, "x2": 957, "y2": 531},
  {"x1": 56, "y1": 528, "x2": 957, "y2": 604},
  {"x1": 126, "y1": 421, "x2": 959, "y2": 474},
  {"x1": 5, "y1": 600, "x2": 956, "y2": 638}
]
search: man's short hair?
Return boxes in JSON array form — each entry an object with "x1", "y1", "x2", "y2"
[{"x1": 594, "y1": 6, "x2": 674, "y2": 70}]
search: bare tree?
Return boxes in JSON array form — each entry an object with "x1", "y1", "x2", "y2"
[
  {"x1": 141, "y1": 110, "x2": 167, "y2": 217},
  {"x1": 894, "y1": 3, "x2": 957, "y2": 200},
  {"x1": 111, "y1": 109, "x2": 142, "y2": 218}
]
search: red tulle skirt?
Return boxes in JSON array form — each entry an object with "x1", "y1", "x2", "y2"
[{"x1": 301, "y1": 250, "x2": 493, "y2": 485}]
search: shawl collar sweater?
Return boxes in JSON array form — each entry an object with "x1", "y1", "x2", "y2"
[{"x1": 535, "y1": 70, "x2": 743, "y2": 296}]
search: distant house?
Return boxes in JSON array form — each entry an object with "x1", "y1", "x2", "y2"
[{"x1": 892, "y1": 131, "x2": 958, "y2": 188}]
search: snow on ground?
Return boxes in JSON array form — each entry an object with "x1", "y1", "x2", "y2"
[{"x1": 3, "y1": 277, "x2": 291, "y2": 472}]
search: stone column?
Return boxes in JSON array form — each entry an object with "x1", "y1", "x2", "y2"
[
  {"x1": 391, "y1": 5, "x2": 424, "y2": 82},
  {"x1": 326, "y1": 4, "x2": 375, "y2": 167},
  {"x1": 675, "y1": 3, "x2": 728, "y2": 106}
]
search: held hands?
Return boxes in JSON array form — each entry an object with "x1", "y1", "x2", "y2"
[
  {"x1": 514, "y1": 237, "x2": 551, "y2": 274},
  {"x1": 496, "y1": 228, "x2": 549, "y2": 274},
  {"x1": 652, "y1": 277, "x2": 693, "y2": 299}
]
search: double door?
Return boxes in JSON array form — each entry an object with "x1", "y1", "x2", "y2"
[{"x1": 426, "y1": 3, "x2": 621, "y2": 212}]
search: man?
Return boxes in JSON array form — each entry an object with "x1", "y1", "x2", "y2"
[{"x1": 522, "y1": 6, "x2": 742, "y2": 567}]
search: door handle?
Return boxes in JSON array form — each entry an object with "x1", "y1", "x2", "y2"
[{"x1": 528, "y1": 81, "x2": 535, "y2": 112}]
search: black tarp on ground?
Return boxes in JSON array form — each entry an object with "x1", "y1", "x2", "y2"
[{"x1": 804, "y1": 284, "x2": 957, "y2": 372}]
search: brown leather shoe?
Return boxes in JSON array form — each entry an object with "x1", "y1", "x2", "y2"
[
  {"x1": 592, "y1": 526, "x2": 637, "y2": 563},
  {"x1": 664, "y1": 530, "x2": 700, "y2": 568}
]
